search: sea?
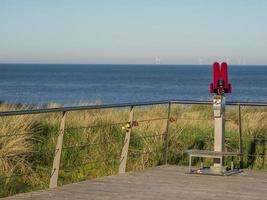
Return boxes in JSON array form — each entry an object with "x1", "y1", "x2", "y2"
[{"x1": 0, "y1": 64, "x2": 267, "y2": 105}]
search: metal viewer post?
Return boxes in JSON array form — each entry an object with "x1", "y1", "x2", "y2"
[
  {"x1": 186, "y1": 62, "x2": 242, "y2": 175},
  {"x1": 213, "y1": 95, "x2": 225, "y2": 171}
]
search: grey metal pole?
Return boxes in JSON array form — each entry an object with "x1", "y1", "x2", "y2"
[
  {"x1": 118, "y1": 106, "x2": 134, "y2": 174},
  {"x1": 164, "y1": 102, "x2": 172, "y2": 165},
  {"x1": 238, "y1": 104, "x2": 244, "y2": 169},
  {"x1": 213, "y1": 95, "x2": 225, "y2": 170},
  {"x1": 49, "y1": 111, "x2": 67, "y2": 188}
]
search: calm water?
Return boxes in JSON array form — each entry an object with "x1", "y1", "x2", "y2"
[{"x1": 0, "y1": 64, "x2": 267, "y2": 105}]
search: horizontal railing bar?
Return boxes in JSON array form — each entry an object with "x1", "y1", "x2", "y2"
[
  {"x1": 227, "y1": 101, "x2": 267, "y2": 106},
  {"x1": 176, "y1": 117, "x2": 213, "y2": 121},
  {"x1": 129, "y1": 151, "x2": 154, "y2": 156},
  {"x1": 245, "y1": 139, "x2": 267, "y2": 141},
  {"x1": 65, "y1": 122, "x2": 127, "y2": 131},
  {"x1": 171, "y1": 100, "x2": 212, "y2": 105},
  {"x1": 137, "y1": 117, "x2": 168, "y2": 123},
  {"x1": 0, "y1": 133, "x2": 28, "y2": 138},
  {"x1": 0, "y1": 150, "x2": 55, "y2": 158},
  {"x1": 0, "y1": 172, "x2": 32, "y2": 180},
  {"x1": 132, "y1": 134, "x2": 166, "y2": 140},
  {"x1": 172, "y1": 100, "x2": 267, "y2": 106},
  {"x1": 1, "y1": 99, "x2": 267, "y2": 117},
  {"x1": 62, "y1": 141, "x2": 115, "y2": 150},
  {"x1": 0, "y1": 100, "x2": 172, "y2": 117},
  {"x1": 66, "y1": 117, "x2": 169, "y2": 132}
]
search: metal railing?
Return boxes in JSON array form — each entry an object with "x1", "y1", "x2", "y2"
[{"x1": 0, "y1": 99, "x2": 267, "y2": 191}]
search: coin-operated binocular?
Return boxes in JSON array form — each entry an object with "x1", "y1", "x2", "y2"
[
  {"x1": 186, "y1": 62, "x2": 242, "y2": 176},
  {"x1": 210, "y1": 62, "x2": 232, "y2": 95},
  {"x1": 210, "y1": 62, "x2": 231, "y2": 170},
  {"x1": 209, "y1": 62, "x2": 240, "y2": 175}
]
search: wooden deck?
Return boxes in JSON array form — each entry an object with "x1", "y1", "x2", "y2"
[{"x1": 4, "y1": 165, "x2": 267, "y2": 200}]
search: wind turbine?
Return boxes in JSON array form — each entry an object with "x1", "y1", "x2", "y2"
[{"x1": 155, "y1": 57, "x2": 161, "y2": 65}]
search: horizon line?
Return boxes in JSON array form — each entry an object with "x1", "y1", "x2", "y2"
[{"x1": 1, "y1": 62, "x2": 267, "y2": 66}]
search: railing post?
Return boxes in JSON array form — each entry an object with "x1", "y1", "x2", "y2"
[
  {"x1": 49, "y1": 111, "x2": 67, "y2": 188},
  {"x1": 118, "y1": 106, "x2": 134, "y2": 174},
  {"x1": 164, "y1": 102, "x2": 172, "y2": 165},
  {"x1": 238, "y1": 104, "x2": 243, "y2": 169}
]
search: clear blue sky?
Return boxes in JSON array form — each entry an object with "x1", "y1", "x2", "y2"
[{"x1": 1, "y1": 0, "x2": 267, "y2": 64}]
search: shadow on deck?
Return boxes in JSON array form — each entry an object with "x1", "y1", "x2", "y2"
[{"x1": 4, "y1": 165, "x2": 267, "y2": 200}]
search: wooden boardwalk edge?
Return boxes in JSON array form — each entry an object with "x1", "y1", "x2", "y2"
[{"x1": 3, "y1": 165, "x2": 267, "y2": 200}]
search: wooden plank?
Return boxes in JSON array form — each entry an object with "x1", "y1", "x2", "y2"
[
  {"x1": 49, "y1": 111, "x2": 67, "y2": 188},
  {"x1": 4, "y1": 165, "x2": 267, "y2": 200},
  {"x1": 163, "y1": 102, "x2": 171, "y2": 164},
  {"x1": 238, "y1": 104, "x2": 244, "y2": 169},
  {"x1": 118, "y1": 106, "x2": 134, "y2": 174}
]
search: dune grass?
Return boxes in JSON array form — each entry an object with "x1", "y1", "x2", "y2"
[{"x1": 0, "y1": 103, "x2": 267, "y2": 197}]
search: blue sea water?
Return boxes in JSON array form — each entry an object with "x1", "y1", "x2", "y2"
[{"x1": 0, "y1": 64, "x2": 267, "y2": 105}]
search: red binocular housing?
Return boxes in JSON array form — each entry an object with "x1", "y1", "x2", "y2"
[{"x1": 210, "y1": 62, "x2": 232, "y2": 94}]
